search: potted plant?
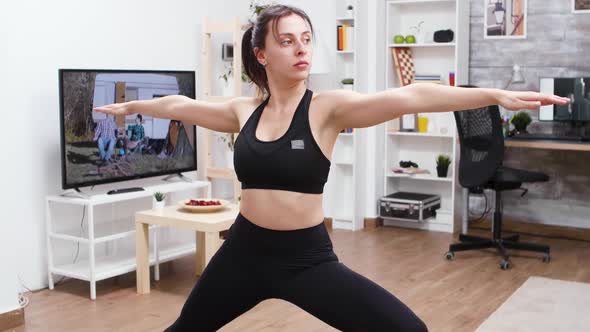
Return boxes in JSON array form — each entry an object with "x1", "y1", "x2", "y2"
[
  {"x1": 341, "y1": 78, "x2": 354, "y2": 91},
  {"x1": 510, "y1": 111, "x2": 532, "y2": 134},
  {"x1": 153, "y1": 192, "x2": 166, "y2": 211},
  {"x1": 249, "y1": 0, "x2": 273, "y2": 19},
  {"x1": 219, "y1": 64, "x2": 250, "y2": 97},
  {"x1": 436, "y1": 154, "x2": 451, "y2": 178}
]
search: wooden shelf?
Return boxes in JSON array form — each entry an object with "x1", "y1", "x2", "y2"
[
  {"x1": 206, "y1": 167, "x2": 237, "y2": 180},
  {"x1": 505, "y1": 139, "x2": 590, "y2": 152},
  {"x1": 336, "y1": 17, "x2": 355, "y2": 21},
  {"x1": 336, "y1": 50, "x2": 354, "y2": 54}
]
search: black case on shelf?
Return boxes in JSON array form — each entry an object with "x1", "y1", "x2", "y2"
[
  {"x1": 378, "y1": 192, "x2": 441, "y2": 222},
  {"x1": 433, "y1": 29, "x2": 454, "y2": 43}
]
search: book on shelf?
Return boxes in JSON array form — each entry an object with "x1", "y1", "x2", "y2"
[
  {"x1": 391, "y1": 167, "x2": 431, "y2": 175},
  {"x1": 336, "y1": 24, "x2": 354, "y2": 51},
  {"x1": 415, "y1": 75, "x2": 441, "y2": 80},
  {"x1": 340, "y1": 128, "x2": 354, "y2": 134},
  {"x1": 413, "y1": 74, "x2": 442, "y2": 84},
  {"x1": 413, "y1": 80, "x2": 442, "y2": 84}
]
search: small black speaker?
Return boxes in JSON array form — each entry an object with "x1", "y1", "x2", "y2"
[
  {"x1": 222, "y1": 43, "x2": 233, "y2": 61},
  {"x1": 433, "y1": 29, "x2": 454, "y2": 43}
]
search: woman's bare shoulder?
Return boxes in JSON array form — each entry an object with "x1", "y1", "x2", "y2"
[
  {"x1": 230, "y1": 96, "x2": 264, "y2": 114},
  {"x1": 310, "y1": 89, "x2": 357, "y2": 115},
  {"x1": 228, "y1": 96, "x2": 266, "y2": 128},
  {"x1": 313, "y1": 89, "x2": 357, "y2": 100}
]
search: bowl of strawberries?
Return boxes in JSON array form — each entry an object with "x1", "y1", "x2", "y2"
[{"x1": 178, "y1": 198, "x2": 229, "y2": 213}]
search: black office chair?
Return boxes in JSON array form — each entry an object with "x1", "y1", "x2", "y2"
[{"x1": 445, "y1": 101, "x2": 551, "y2": 270}]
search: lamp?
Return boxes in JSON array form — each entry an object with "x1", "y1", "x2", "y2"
[
  {"x1": 511, "y1": 64, "x2": 524, "y2": 83},
  {"x1": 493, "y1": 0, "x2": 505, "y2": 25},
  {"x1": 504, "y1": 64, "x2": 525, "y2": 89}
]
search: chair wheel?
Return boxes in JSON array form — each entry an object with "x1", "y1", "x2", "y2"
[
  {"x1": 445, "y1": 251, "x2": 455, "y2": 261},
  {"x1": 542, "y1": 254, "x2": 551, "y2": 263},
  {"x1": 500, "y1": 260, "x2": 511, "y2": 270}
]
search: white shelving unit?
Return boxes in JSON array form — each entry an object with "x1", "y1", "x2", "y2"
[
  {"x1": 323, "y1": 0, "x2": 364, "y2": 231},
  {"x1": 45, "y1": 180, "x2": 210, "y2": 299},
  {"x1": 380, "y1": 0, "x2": 470, "y2": 233}
]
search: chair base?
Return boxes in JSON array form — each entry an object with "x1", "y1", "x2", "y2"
[{"x1": 446, "y1": 233, "x2": 551, "y2": 270}]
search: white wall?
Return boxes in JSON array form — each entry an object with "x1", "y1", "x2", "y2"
[
  {"x1": 0, "y1": 41, "x2": 21, "y2": 309},
  {"x1": 1, "y1": 0, "x2": 255, "y2": 292},
  {"x1": 1, "y1": 0, "x2": 344, "y2": 294},
  {"x1": 0, "y1": 207, "x2": 19, "y2": 314}
]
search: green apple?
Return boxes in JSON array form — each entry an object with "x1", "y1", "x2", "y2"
[
  {"x1": 405, "y1": 35, "x2": 416, "y2": 44},
  {"x1": 393, "y1": 35, "x2": 405, "y2": 44}
]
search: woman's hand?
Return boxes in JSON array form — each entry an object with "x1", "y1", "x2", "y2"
[
  {"x1": 496, "y1": 90, "x2": 570, "y2": 111},
  {"x1": 93, "y1": 101, "x2": 134, "y2": 116}
]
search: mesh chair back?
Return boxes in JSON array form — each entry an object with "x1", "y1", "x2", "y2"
[{"x1": 453, "y1": 104, "x2": 504, "y2": 188}]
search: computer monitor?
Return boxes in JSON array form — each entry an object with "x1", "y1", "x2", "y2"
[{"x1": 540, "y1": 77, "x2": 590, "y2": 123}]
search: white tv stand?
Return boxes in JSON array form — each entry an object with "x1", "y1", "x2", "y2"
[{"x1": 45, "y1": 180, "x2": 211, "y2": 300}]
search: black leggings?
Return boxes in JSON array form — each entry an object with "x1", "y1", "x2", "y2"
[{"x1": 164, "y1": 213, "x2": 428, "y2": 332}]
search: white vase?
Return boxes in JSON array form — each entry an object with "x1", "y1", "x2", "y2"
[
  {"x1": 342, "y1": 84, "x2": 354, "y2": 91},
  {"x1": 153, "y1": 200, "x2": 165, "y2": 211},
  {"x1": 345, "y1": 9, "x2": 353, "y2": 18},
  {"x1": 226, "y1": 150, "x2": 234, "y2": 169}
]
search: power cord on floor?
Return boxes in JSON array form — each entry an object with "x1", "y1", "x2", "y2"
[
  {"x1": 468, "y1": 190, "x2": 492, "y2": 224},
  {"x1": 17, "y1": 275, "x2": 32, "y2": 309}
]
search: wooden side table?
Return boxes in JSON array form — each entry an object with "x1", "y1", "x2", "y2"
[{"x1": 135, "y1": 203, "x2": 239, "y2": 294}]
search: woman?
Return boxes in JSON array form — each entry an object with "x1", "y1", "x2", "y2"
[{"x1": 94, "y1": 5, "x2": 568, "y2": 331}]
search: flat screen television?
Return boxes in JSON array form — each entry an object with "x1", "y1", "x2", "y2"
[{"x1": 59, "y1": 69, "x2": 197, "y2": 190}]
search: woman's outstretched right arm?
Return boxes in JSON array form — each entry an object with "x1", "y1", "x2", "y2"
[{"x1": 93, "y1": 95, "x2": 243, "y2": 133}]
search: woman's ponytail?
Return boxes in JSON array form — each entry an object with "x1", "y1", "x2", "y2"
[{"x1": 242, "y1": 25, "x2": 269, "y2": 97}]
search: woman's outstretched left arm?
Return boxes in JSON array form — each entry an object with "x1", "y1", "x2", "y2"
[{"x1": 324, "y1": 83, "x2": 570, "y2": 130}]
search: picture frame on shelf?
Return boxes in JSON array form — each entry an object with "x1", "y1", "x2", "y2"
[
  {"x1": 484, "y1": 0, "x2": 527, "y2": 40},
  {"x1": 221, "y1": 43, "x2": 233, "y2": 61},
  {"x1": 400, "y1": 114, "x2": 418, "y2": 132},
  {"x1": 573, "y1": 0, "x2": 590, "y2": 13}
]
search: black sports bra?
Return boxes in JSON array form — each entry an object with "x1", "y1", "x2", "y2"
[{"x1": 233, "y1": 89, "x2": 331, "y2": 194}]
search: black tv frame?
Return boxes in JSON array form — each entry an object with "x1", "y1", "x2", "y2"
[{"x1": 59, "y1": 68, "x2": 197, "y2": 190}]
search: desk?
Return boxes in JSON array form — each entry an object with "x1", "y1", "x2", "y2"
[
  {"x1": 461, "y1": 139, "x2": 590, "y2": 234},
  {"x1": 504, "y1": 139, "x2": 590, "y2": 152},
  {"x1": 135, "y1": 203, "x2": 239, "y2": 294}
]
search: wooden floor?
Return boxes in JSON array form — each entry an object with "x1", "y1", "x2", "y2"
[{"x1": 11, "y1": 225, "x2": 590, "y2": 332}]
